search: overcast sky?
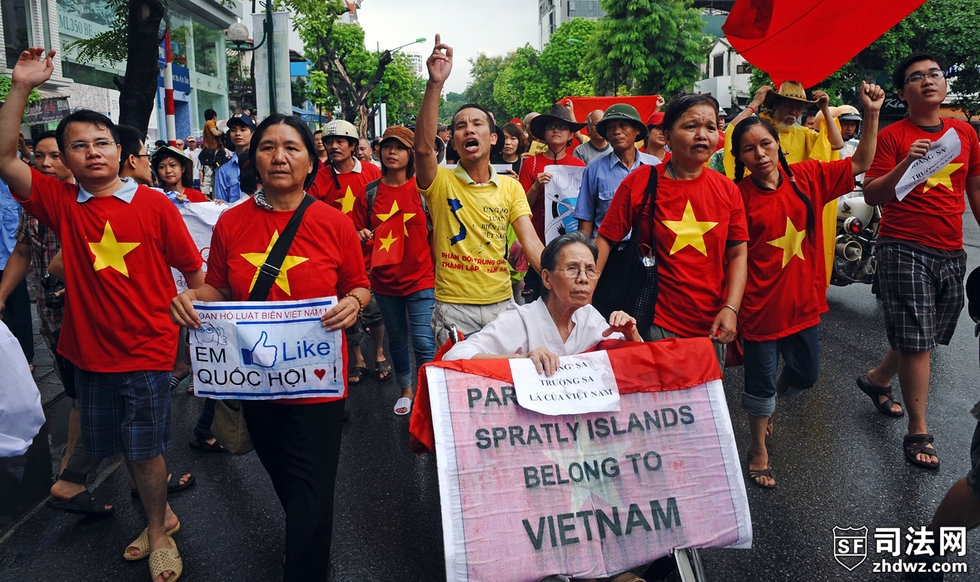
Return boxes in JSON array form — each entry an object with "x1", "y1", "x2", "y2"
[{"x1": 356, "y1": 0, "x2": 540, "y2": 94}]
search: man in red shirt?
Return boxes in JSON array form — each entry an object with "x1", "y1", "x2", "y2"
[
  {"x1": 308, "y1": 119, "x2": 391, "y2": 384},
  {"x1": 860, "y1": 53, "x2": 980, "y2": 471},
  {"x1": 0, "y1": 48, "x2": 204, "y2": 582}
]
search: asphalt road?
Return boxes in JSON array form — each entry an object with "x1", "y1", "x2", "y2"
[{"x1": 1, "y1": 214, "x2": 979, "y2": 582}]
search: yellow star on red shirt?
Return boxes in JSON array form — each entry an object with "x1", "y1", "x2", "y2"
[
  {"x1": 375, "y1": 200, "x2": 415, "y2": 236},
  {"x1": 335, "y1": 185, "x2": 356, "y2": 214},
  {"x1": 89, "y1": 221, "x2": 140, "y2": 277},
  {"x1": 661, "y1": 201, "x2": 717, "y2": 256},
  {"x1": 241, "y1": 231, "x2": 309, "y2": 295},
  {"x1": 923, "y1": 163, "x2": 962, "y2": 192},
  {"x1": 767, "y1": 217, "x2": 807, "y2": 267}
]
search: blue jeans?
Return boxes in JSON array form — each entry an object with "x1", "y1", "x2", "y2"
[
  {"x1": 374, "y1": 289, "x2": 436, "y2": 390},
  {"x1": 741, "y1": 325, "x2": 820, "y2": 418}
]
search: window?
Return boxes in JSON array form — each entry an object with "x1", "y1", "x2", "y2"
[
  {"x1": 736, "y1": 63, "x2": 753, "y2": 75},
  {"x1": 1, "y1": 0, "x2": 30, "y2": 66},
  {"x1": 713, "y1": 54, "x2": 725, "y2": 78}
]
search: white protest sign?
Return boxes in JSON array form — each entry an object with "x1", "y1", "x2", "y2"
[
  {"x1": 189, "y1": 296, "x2": 345, "y2": 399},
  {"x1": 543, "y1": 165, "x2": 585, "y2": 243},
  {"x1": 509, "y1": 351, "x2": 620, "y2": 415},
  {"x1": 172, "y1": 201, "x2": 227, "y2": 292},
  {"x1": 895, "y1": 128, "x2": 962, "y2": 201}
]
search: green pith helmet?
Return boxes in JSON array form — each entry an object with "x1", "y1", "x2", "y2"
[{"x1": 595, "y1": 103, "x2": 648, "y2": 142}]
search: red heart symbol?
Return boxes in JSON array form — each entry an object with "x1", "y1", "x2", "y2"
[{"x1": 313, "y1": 369, "x2": 326, "y2": 380}]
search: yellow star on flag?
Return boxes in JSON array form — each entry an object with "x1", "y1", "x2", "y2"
[
  {"x1": 241, "y1": 231, "x2": 309, "y2": 295},
  {"x1": 375, "y1": 200, "x2": 416, "y2": 236},
  {"x1": 335, "y1": 185, "x2": 356, "y2": 214},
  {"x1": 89, "y1": 221, "x2": 140, "y2": 277},
  {"x1": 767, "y1": 217, "x2": 807, "y2": 267},
  {"x1": 378, "y1": 230, "x2": 398, "y2": 252},
  {"x1": 661, "y1": 201, "x2": 717, "y2": 256},
  {"x1": 923, "y1": 162, "x2": 962, "y2": 192}
]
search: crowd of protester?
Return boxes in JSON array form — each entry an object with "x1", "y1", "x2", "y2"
[{"x1": 3, "y1": 36, "x2": 980, "y2": 582}]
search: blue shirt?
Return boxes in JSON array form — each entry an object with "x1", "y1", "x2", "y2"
[
  {"x1": 0, "y1": 178, "x2": 22, "y2": 269},
  {"x1": 213, "y1": 152, "x2": 243, "y2": 203},
  {"x1": 573, "y1": 148, "x2": 658, "y2": 234}
]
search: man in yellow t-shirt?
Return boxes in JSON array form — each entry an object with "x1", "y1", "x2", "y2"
[{"x1": 415, "y1": 36, "x2": 545, "y2": 345}]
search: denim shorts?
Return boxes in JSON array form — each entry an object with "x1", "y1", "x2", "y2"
[{"x1": 75, "y1": 368, "x2": 173, "y2": 461}]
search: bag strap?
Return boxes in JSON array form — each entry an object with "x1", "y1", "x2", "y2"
[
  {"x1": 631, "y1": 164, "x2": 659, "y2": 241},
  {"x1": 365, "y1": 179, "x2": 380, "y2": 227},
  {"x1": 249, "y1": 194, "x2": 315, "y2": 301}
]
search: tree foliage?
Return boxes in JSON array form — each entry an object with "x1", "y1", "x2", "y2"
[
  {"x1": 287, "y1": 0, "x2": 423, "y2": 134},
  {"x1": 583, "y1": 0, "x2": 708, "y2": 96},
  {"x1": 462, "y1": 54, "x2": 508, "y2": 119},
  {"x1": 439, "y1": 91, "x2": 468, "y2": 123}
]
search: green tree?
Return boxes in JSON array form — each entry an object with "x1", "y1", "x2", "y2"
[
  {"x1": 463, "y1": 54, "x2": 508, "y2": 118},
  {"x1": 493, "y1": 46, "x2": 550, "y2": 119},
  {"x1": 439, "y1": 91, "x2": 468, "y2": 123},
  {"x1": 537, "y1": 19, "x2": 598, "y2": 102},
  {"x1": 584, "y1": 0, "x2": 708, "y2": 96}
]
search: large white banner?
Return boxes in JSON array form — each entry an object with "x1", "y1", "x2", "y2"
[
  {"x1": 415, "y1": 338, "x2": 751, "y2": 582},
  {"x1": 172, "y1": 201, "x2": 226, "y2": 292},
  {"x1": 189, "y1": 297, "x2": 345, "y2": 399}
]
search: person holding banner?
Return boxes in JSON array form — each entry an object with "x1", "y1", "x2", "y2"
[
  {"x1": 519, "y1": 104, "x2": 587, "y2": 302},
  {"x1": 368, "y1": 126, "x2": 436, "y2": 416},
  {"x1": 859, "y1": 53, "x2": 980, "y2": 471},
  {"x1": 597, "y1": 94, "x2": 748, "y2": 369},
  {"x1": 731, "y1": 81, "x2": 884, "y2": 488},
  {"x1": 445, "y1": 231, "x2": 641, "y2": 369},
  {"x1": 170, "y1": 114, "x2": 370, "y2": 580}
]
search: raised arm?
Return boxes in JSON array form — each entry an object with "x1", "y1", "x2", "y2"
[
  {"x1": 850, "y1": 81, "x2": 884, "y2": 176},
  {"x1": 415, "y1": 35, "x2": 453, "y2": 191},
  {"x1": 0, "y1": 48, "x2": 55, "y2": 197},
  {"x1": 813, "y1": 90, "x2": 844, "y2": 151}
]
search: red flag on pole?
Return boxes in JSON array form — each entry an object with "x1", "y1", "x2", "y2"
[
  {"x1": 722, "y1": 0, "x2": 926, "y2": 88},
  {"x1": 370, "y1": 209, "x2": 404, "y2": 267}
]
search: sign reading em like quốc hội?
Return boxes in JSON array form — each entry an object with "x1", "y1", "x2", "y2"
[{"x1": 189, "y1": 297, "x2": 345, "y2": 400}]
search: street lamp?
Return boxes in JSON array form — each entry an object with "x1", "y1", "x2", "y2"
[
  {"x1": 375, "y1": 37, "x2": 426, "y2": 135},
  {"x1": 226, "y1": 0, "x2": 277, "y2": 113}
]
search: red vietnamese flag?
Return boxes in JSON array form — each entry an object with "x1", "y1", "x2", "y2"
[
  {"x1": 723, "y1": 0, "x2": 926, "y2": 88},
  {"x1": 370, "y1": 209, "x2": 404, "y2": 267}
]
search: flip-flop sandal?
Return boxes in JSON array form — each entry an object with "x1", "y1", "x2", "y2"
[
  {"x1": 348, "y1": 366, "x2": 368, "y2": 385},
  {"x1": 189, "y1": 439, "x2": 227, "y2": 453},
  {"x1": 393, "y1": 397, "x2": 413, "y2": 416},
  {"x1": 148, "y1": 536, "x2": 182, "y2": 582},
  {"x1": 904, "y1": 433, "x2": 941, "y2": 470},
  {"x1": 746, "y1": 453, "x2": 776, "y2": 489},
  {"x1": 375, "y1": 360, "x2": 393, "y2": 382},
  {"x1": 856, "y1": 375, "x2": 904, "y2": 418},
  {"x1": 131, "y1": 473, "x2": 196, "y2": 499},
  {"x1": 45, "y1": 491, "x2": 114, "y2": 516},
  {"x1": 123, "y1": 523, "x2": 181, "y2": 561}
]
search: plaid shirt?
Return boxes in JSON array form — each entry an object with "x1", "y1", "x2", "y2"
[{"x1": 14, "y1": 211, "x2": 63, "y2": 330}]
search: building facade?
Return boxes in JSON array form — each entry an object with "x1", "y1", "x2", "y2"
[
  {"x1": 0, "y1": 0, "x2": 238, "y2": 141},
  {"x1": 538, "y1": 0, "x2": 604, "y2": 46}
]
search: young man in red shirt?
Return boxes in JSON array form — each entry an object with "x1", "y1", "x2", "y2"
[
  {"x1": 859, "y1": 53, "x2": 980, "y2": 470},
  {"x1": 0, "y1": 48, "x2": 204, "y2": 582}
]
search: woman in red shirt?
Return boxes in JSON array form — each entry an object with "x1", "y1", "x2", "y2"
[
  {"x1": 171, "y1": 114, "x2": 369, "y2": 580},
  {"x1": 368, "y1": 126, "x2": 435, "y2": 416},
  {"x1": 732, "y1": 82, "x2": 883, "y2": 488}
]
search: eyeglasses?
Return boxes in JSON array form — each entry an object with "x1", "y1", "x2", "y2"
[
  {"x1": 545, "y1": 122, "x2": 570, "y2": 132},
  {"x1": 905, "y1": 70, "x2": 946, "y2": 85},
  {"x1": 66, "y1": 140, "x2": 116, "y2": 153},
  {"x1": 135, "y1": 153, "x2": 152, "y2": 159},
  {"x1": 557, "y1": 266, "x2": 601, "y2": 280}
]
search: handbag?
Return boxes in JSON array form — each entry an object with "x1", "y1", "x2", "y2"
[
  {"x1": 211, "y1": 194, "x2": 315, "y2": 455},
  {"x1": 592, "y1": 166, "x2": 659, "y2": 340}
]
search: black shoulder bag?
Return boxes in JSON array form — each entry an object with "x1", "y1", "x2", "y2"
[
  {"x1": 212, "y1": 194, "x2": 315, "y2": 454},
  {"x1": 592, "y1": 166, "x2": 659, "y2": 340}
]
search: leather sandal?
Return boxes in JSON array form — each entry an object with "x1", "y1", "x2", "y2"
[{"x1": 856, "y1": 375, "x2": 904, "y2": 418}]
